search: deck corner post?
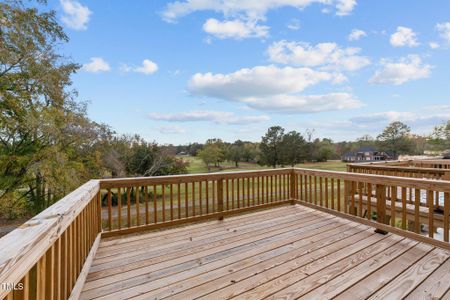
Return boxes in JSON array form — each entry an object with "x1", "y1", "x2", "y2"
[
  {"x1": 217, "y1": 178, "x2": 224, "y2": 220},
  {"x1": 375, "y1": 184, "x2": 389, "y2": 235}
]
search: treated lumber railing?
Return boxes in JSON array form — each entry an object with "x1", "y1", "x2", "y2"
[
  {"x1": 293, "y1": 168, "x2": 450, "y2": 246},
  {"x1": 98, "y1": 168, "x2": 295, "y2": 237},
  {"x1": 0, "y1": 181, "x2": 101, "y2": 300},
  {"x1": 1, "y1": 167, "x2": 450, "y2": 299}
]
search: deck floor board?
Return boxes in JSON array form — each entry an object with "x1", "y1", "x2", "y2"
[{"x1": 80, "y1": 204, "x2": 450, "y2": 300}]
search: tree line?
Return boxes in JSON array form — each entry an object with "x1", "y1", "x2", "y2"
[{"x1": 187, "y1": 121, "x2": 449, "y2": 171}]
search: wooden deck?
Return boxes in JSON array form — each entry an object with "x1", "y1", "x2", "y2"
[{"x1": 80, "y1": 205, "x2": 450, "y2": 300}]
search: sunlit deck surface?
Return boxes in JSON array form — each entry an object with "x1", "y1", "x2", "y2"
[{"x1": 79, "y1": 205, "x2": 450, "y2": 300}]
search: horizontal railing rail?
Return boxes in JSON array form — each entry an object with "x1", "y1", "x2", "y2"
[{"x1": 0, "y1": 180, "x2": 101, "y2": 300}]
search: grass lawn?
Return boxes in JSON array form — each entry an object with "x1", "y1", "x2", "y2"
[{"x1": 178, "y1": 155, "x2": 347, "y2": 174}]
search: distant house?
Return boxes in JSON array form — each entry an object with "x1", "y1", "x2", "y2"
[{"x1": 342, "y1": 146, "x2": 394, "y2": 162}]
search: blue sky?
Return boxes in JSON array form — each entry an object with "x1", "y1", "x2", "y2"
[{"x1": 49, "y1": 0, "x2": 450, "y2": 144}]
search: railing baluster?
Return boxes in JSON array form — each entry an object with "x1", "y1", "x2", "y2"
[
  {"x1": 153, "y1": 185, "x2": 158, "y2": 223},
  {"x1": 126, "y1": 187, "x2": 131, "y2": 227},
  {"x1": 427, "y1": 190, "x2": 434, "y2": 238},
  {"x1": 191, "y1": 182, "x2": 195, "y2": 216},
  {"x1": 162, "y1": 184, "x2": 166, "y2": 222},
  {"x1": 136, "y1": 186, "x2": 140, "y2": 226},
  {"x1": 107, "y1": 188, "x2": 112, "y2": 231},
  {"x1": 445, "y1": 192, "x2": 449, "y2": 242},
  {"x1": 206, "y1": 180, "x2": 209, "y2": 214},
  {"x1": 145, "y1": 186, "x2": 149, "y2": 224},
  {"x1": 169, "y1": 184, "x2": 174, "y2": 220},
  {"x1": 414, "y1": 189, "x2": 420, "y2": 233},
  {"x1": 199, "y1": 181, "x2": 202, "y2": 216},
  {"x1": 117, "y1": 187, "x2": 122, "y2": 229},
  {"x1": 184, "y1": 183, "x2": 188, "y2": 218},
  {"x1": 177, "y1": 182, "x2": 181, "y2": 219},
  {"x1": 391, "y1": 186, "x2": 397, "y2": 227}
]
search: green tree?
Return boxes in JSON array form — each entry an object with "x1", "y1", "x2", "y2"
[
  {"x1": 279, "y1": 131, "x2": 307, "y2": 166},
  {"x1": 227, "y1": 140, "x2": 245, "y2": 167},
  {"x1": 377, "y1": 122, "x2": 414, "y2": 158},
  {"x1": 198, "y1": 143, "x2": 223, "y2": 172},
  {"x1": 0, "y1": 0, "x2": 96, "y2": 214},
  {"x1": 260, "y1": 126, "x2": 285, "y2": 168},
  {"x1": 429, "y1": 120, "x2": 450, "y2": 151}
]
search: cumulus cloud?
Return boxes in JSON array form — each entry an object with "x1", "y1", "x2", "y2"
[
  {"x1": 60, "y1": 0, "x2": 92, "y2": 30},
  {"x1": 335, "y1": 0, "x2": 357, "y2": 16},
  {"x1": 188, "y1": 65, "x2": 344, "y2": 100},
  {"x1": 390, "y1": 26, "x2": 419, "y2": 47},
  {"x1": 243, "y1": 93, "x2": 363, "y2": 113},
  {"x1": 157, "y1": 125, "x2": 186, "y2": 134},
  {"x1": 82, "y1": 57, "x2": 110, "y2": 73},
  {"x1": 436, "y1": 22, "x2": 450, "y2": 43},
  {"x1": 187, "y1": 65, "x2": 362, "y2": 113},
  {"x1": 202, "y1": 18, "x2": 269, "y2": 39},
  {"x1": 149, "y1": 110, "x2": 270, "y2": 125},
  {"x1": 162, "y1": 0, "x2": 357, "y2": 22},
  {"x1": 121, "y1": 59, "x2": 158, "y2": 75},
  {"x1": 267, "y1": 41, "x2": 370, "y2": 71},
  {"x1": 369, "y1": 55, "x2": 431, "y2": 85},
  {"x1": 348, "y1": 29, "x2": 366, "y2": 41}
]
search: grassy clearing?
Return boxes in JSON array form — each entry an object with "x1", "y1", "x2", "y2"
[{"x1": 178, "y1": 155, "x2": 347, "y2": 174}]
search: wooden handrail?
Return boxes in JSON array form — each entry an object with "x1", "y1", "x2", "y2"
[
  {"x1": 295, "y1": 168, "x2": 450, "y2": 192},
  {"x1": 99, "y1": 168, "x2": 294, "y2": 188},
  {"x1": 0, "y1": 180, "x2": 101, "y2": 299}
]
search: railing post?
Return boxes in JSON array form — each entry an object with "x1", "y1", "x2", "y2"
[
  {"x1": 217, "y1": 178, "x2": 224, "y2": 220},
  {"x1": 290, "y1": 169, "x2": 296, "y2": 204},
  {"x1": 375, "y1": 184, "x2": 388, "y2": 234}
]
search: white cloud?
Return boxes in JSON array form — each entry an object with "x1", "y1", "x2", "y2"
[
  {"x1": 335, "y1": 0, "x2": 357, "y2": 16},
  {"x1": 162, "y1": 0, "x2": 357, "y2": 22},
  {"x1": 369, "y1": 55, "x2": 431, "y2": 85},
  {"x1": 60, "y1": 0, "x2": 91, "y2": 30},
  {"x1": 149, "y1": 110, "x2": 270, "y2": 125},
  {"x1": 243, "y1": 93, "x2": 363, "y2": 113},
  {"x1": 436, "y1": 22, "x2": 450, "y2": 43},
  {"x1": 287, "y1": 19, "x2": 301, "y2": 30},
  {"x1": 157, "y1": 125, "x2": 186, "y2": 134},
  {"x1": 121, "y1": 59, "x2": 158, "y2": 75},
  {"x1": 348, "y1": 29, "x2": 366, "y2": 41},
  {"x1": 187, "y1": 65, "x2": 362, "y2": 113},
  {"x1": 390, "y1": 26, "x2": 419, "y2": 47},
  {"x1": 188, "y1": 65, "x2": 344, "y2": 101},
  {"x1": 350, "y1": 111, "x2": 450, "y2": 128},
  {"x1": 203, "y1": 18, "x2": 269, "y2": 39},
  {"x1": 267, "y1": 40, "x2": 370, "y2": 71},
  {"x1": 429, "y1": 42, "x2": 440, "y2": 49},
  {"x1": 82, "y1": 57, "x2": 110, "y2": 73}
]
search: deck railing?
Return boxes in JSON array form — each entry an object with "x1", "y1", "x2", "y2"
[
  {"x1": 98, "y1": 169, "x2": 294, "y2": 237},
  {"x1": 0, "y1": 180, "x2": 101, "y2": 300},
  {"x1": 1, "y1": 167, "x2": 450, "y2": 299}
]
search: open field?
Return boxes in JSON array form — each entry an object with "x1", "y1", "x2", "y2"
[{"x1": 178, "y1": 155, "x2": 347, "y2": 173}]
